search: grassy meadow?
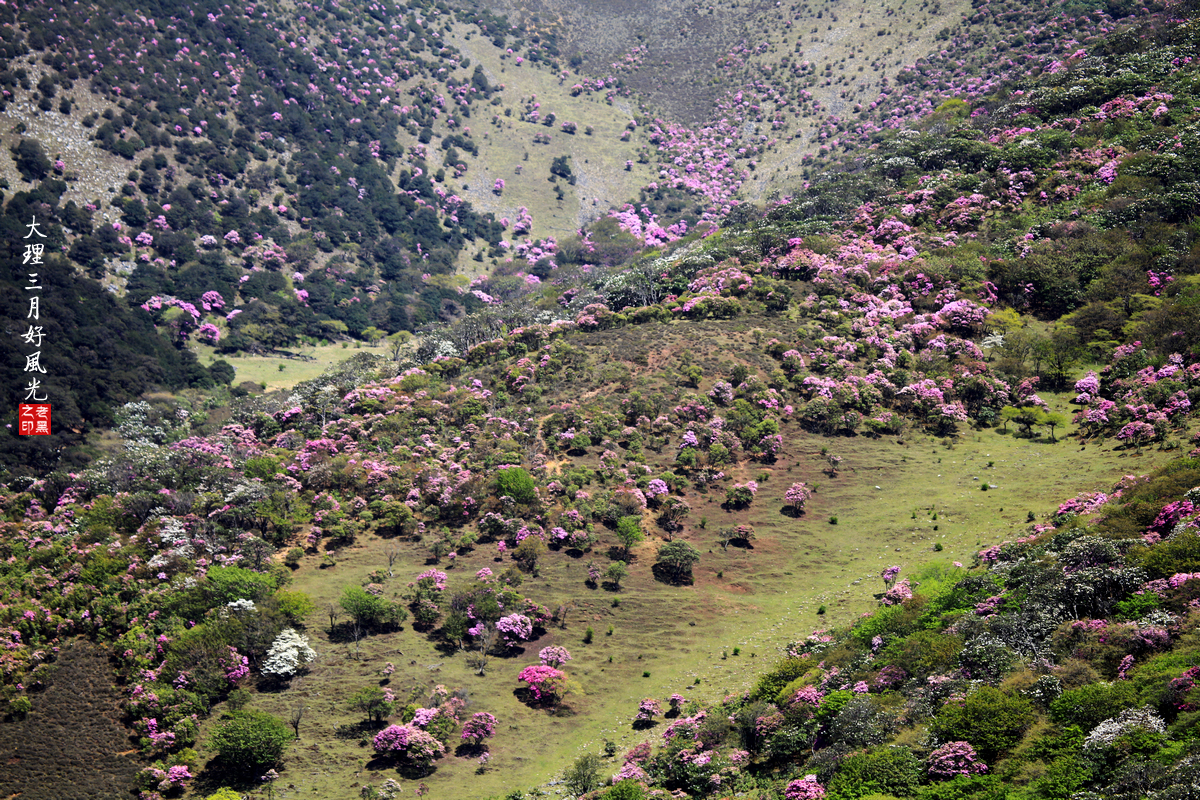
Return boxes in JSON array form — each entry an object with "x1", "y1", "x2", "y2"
[{"x1": 211, "y1": 380, "x2": 1184, "y2": 799}]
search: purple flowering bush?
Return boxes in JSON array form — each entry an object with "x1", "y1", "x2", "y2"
[
  {"x1": 373, "y1": 724, "x2": 446, "y2": 769},
  {"x1": 926, "y1": 741, "x2": 988, "y2": 780}
]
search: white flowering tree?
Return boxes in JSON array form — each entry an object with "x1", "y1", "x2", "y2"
[{"x1": 261, "y1": 628, "x2": 316, "y2": 679}]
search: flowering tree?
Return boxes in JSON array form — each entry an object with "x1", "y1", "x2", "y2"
[
  {"x1": 926, "y1": 741, "x2": 988, "y2": 779},
  {"x1": 539, "y1": 646, "x2": 572, "y2": 668},
  {"x1": 350, "y1": 686, "x2": 395, "y2": 724},
  {"x1": 880, "y1": 565, "x2": 901, "y2": 591},
  {"x1": 882, "y1": 579, "x2": 913, "y2": 606},
  {"x1": 372, "y1": 724, "x2": 445, "y2": 770},
  {"x1": 496, "y1": 613, "x2": 533, "y2": 646},
  {"x1": 633, "y1": 697, "x2": 662, "y2": 727},
  {"x1": 717, "y1": 524, "x2": 756, "y2": 551},
  {"x1": 517, "y1": 665, "x2": 566, "y2": 703},
  {"x1": 784, "y1": 482, "x2": 812, "y2": 515},
  {"x1": 658, "y1": 496, "x2": 691, "y2": 535},
  {"x1": 785, "y1": 775, "x2": 826, "y2": 799},
  {"x1": 1116, "y1": 420, "x2": 1158, "y2": 452},
  {"x1": 261, "y1": 628, "x2": 317, "y2": 679},
  {"x1": 725, "y1": 481, "x2": 758, "y2": 508},
  {"x1": 195, "y1": 323, "x2": 221, "y2": 345},
  {"x1": 460, "y1": 712, "x2": 498, "y2": 747},
  {"x1": 1083, "y1": 707, "x2": 1166, "y2": 751},
  {"x1": 138, "y1": 763, "x2": 193, "y2": 795}
]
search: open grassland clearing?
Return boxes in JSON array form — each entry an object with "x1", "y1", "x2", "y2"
[{"x1": 222, "y1": 402, "x2": 1184, "y2": 799}]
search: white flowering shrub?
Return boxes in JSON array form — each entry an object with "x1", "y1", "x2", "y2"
[
  {"x1": 1084, "y1": 706, "x2": 1166, "y2": 751},
  {"x1": 261, "y1": 628, "x2": 317, "y2": 678}
]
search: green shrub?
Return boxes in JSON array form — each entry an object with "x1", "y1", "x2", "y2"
[
  {"x1": 827, "y1": 746, "x2": 922, "y2": 799},
  {"x1": 930, "y1": 686, "x2": 1034, "y2": 761},
  {"x1": 243, "y1": 456, "x2": 282, "y2": 479},
  {"x1": 275, "y1": 589, "x2": 315, "y2": 624},
  {"x1": 851, "y1": 603, "x2": 920, "y2": 647},
  {"x1": 656, "y1": 540, "x2": 701, "y2": 582},
  {"x1": 602, "y1": 780, "x2": 647, "y2": 800},
  {"x1": 494, "y1": 466, "x2": 538, "y2": 505},
  {"x1": 563, "y1": 753, "x2": 602, "y2": 796},
  {"x1": 1113, "y1": 591, "x2": 1160, "y2": 620},
  {"x1": 616, "y1": 515, "x2": 644, "y2": 557},
  {"x1": 1049, "y1": 681, "x2": 1138, "y2": 731},
  {"x1": 8, "y1": 695, "x2": 31, "y2": 718},
  {"x1": 205, "y1": 565, "x2": 279, "y2": 605},
  {"x1": 207, "y1": 709, "x2": 292, "y2": 773},
  {"x1": 205, "y1": 790, "x2": 244, "y2": 800},
  {"x1": 881, "y1": 630, "x2": 964, "y2": 679},
  {"x1": 912, "y1": 774, "x2": 1005, "y2": 800},
  {"x1": 340, "y1": 585, "x2": 406, "y2": 628},
  {"x1": 751, "y1": 657, "x2": 811, "y2": 701}
]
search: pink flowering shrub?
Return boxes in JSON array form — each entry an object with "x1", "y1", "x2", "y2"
[
  {"x1": 926, "y1": 741, "x2": 988, "y2": 779},
  {"x1": 633, "y1": 697, "x2": 662, "y2": 725},
  {"x1": 785, "y1": 776, "x2": 826, "y2": 799},
  {"x1": 460, "y1": 712, "x2": 498, "y2": 746},
  {"x1": 881, "y1": 565, "x2": 901, "y2": 590},
  {"x1": 496, "y1": 614, "x2": 533, "y2": 646},
  {"x1": 538, "y1": 646, "x2": 572, "y2": 668},
  {"x1": 725, "y1": 481, "x2": 758, "y2": 508},
  {"x1": 195, "y1": 323, "x2": 220, "y2": 345},
  {"x1": 882, "y1": 579, "x2": 914, "y2": 606},
  {"x1": 517, "y1": 665, "x2": 565, "y2": 702},
  {"x1": 372, "y1": 724, "x2": 445, "y2": 768},
  {"x1": 785, "y1": 482, "x2": 812, "y2": 514}
]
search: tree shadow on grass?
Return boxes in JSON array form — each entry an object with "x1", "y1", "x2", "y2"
[
  {"x1": 512, "y1": 686, "x2": 573, "y2": 714},
  {"x1": 432, "y1": 639, "x2": 462, "y2": 657},
  {"x1": 192, "y1": 757, "x2": 272, "y2": 796},
  {"x1": 650, "y1": 563, "x2": 693, "y2": 586},
  {"x1": 335, "y1": 720, "x2": 387, "y2": 740},
  {"x1": 455, "y1": 742, "x2": 487, "y2": 758},
  {"x1": 254, "y1": 674, "x2": 294, "y2": 694},
  {"x1": 327, "y1": 621, "x2": 405, "y2": 643},
  {"x1": 365, "y1": 753, "x2": 437, "y2": 779},
  {"x1": 779, "y1": 506, "x2": 807, "y2": 519}
]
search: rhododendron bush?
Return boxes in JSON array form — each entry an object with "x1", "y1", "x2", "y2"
[
  {"x1": 372, "y1": 724, "x2": 446, "y2": 768},
  {"x1": 517, "y1": 665, "x2": 567, "y2": 704}
]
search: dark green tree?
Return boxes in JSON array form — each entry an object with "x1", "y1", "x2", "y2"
[
  {"x1": 563, "y1": 753, "x2": 602, "y2": 796},
  {"x1": 616, "y1": 516, "x2": 644, "y2": 560},
  {"x1": 13, "y1": 139, "x2": 50, "y2": 181},
  {"x1": 930, "y1": 686, "x2": 1034, "y2": 761},
  {"x1": 656, "y1": 541, "x2": 701, "y2": 583},
  {"x1": 208, "y1": 710, "x2": 293, "y2": 773},
  {"x1": 494, "y1": 466, "x2": 538, "y2": 505}
]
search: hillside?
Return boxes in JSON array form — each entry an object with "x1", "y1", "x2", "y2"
[{"x1": 3, "y1": 0, "x2": 1200, "y2": 799}]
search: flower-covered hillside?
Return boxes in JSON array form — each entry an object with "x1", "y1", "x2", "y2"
[{"x1": 574, "y1": 455, "x2": 1200, "y2": 800}]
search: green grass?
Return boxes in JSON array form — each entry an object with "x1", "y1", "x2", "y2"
[
  {"x1": 438, "y1": 21, "x2": 659, "y2": 268},
  {"x1": 213, "y1": 387, "x2": 1186, "y2": 799},
  {"x1": 193, "y1": 341, "x2": 377, "y2": 391}
]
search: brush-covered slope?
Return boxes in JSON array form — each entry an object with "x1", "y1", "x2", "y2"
[{"x1": 2, "y1": 2, "x2": 1200, "y2": 800}]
